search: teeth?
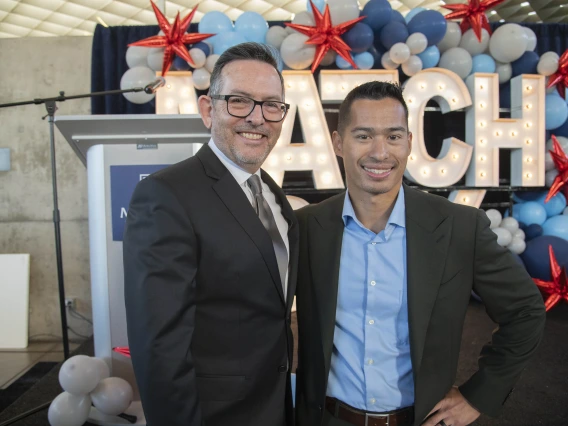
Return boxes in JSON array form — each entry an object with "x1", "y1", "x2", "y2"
[
  {"x1": 364, "y1": 167, "x2": 391, "y2": 174},
  {"x1": 240, "y1": 132, "x2": 263, "y2": 140}
]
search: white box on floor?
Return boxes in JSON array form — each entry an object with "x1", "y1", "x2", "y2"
[{"x1": 0, "y1": 254, "x2": 30, "y2": 349}]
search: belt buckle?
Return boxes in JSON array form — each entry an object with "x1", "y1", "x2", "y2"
[{"x1": 365, "y1": 412, "x2": 389, "y2": 426}]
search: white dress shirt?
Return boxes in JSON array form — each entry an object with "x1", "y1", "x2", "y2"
[{"x1": 208, "y1": 139, "x2": 290, "y2": 298}]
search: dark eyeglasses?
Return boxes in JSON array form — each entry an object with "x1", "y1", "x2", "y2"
[{"x1": 211, "y1": 95, "x2": 290, "y2": 123}]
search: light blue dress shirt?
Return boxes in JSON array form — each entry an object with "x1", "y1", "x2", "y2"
[{"x1": 326, "y1": 186, "x2": 415, "y2": 412}]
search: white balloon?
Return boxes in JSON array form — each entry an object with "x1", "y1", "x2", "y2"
[
  {"x1": 485, "y1": 209, "x2": 502, "y2": 229},
  {"x1": 459, "y1": 29, "x2": 490, "y2": 57},
  {"x1": 327, "y1": 0, "x2": 360, "y2": 26},
  {"x1": 437, "y1": 22, "x2": 462, "y2": 54},
  {"x1": 541, "y1": 51, "x2": 560, "y2": 62},
  {"x1": 500, "y1": 217, "x2": 520, "y2": 233},
  {"x1": 508, "y1": 237, "x2": 526, "y2": 255},
  {"x1": 92, "y1": 358, "x2": 110, "y2": 382},
  {"x1": 381, "y1": 52, "x2": 398, "y2": 70},
  {"x1": 439, "y1": 47, "x2": 472, "y2": 79},
  {"x1": 59, "y1": 355, "x2": 102, "y2": 396},
  {"x1": 537, "y1": 54, "x2": 559, "y2": 77},
  {"x1": 321, "y1": 50, "x2": 337, "y2": 66},
  {"x1": 390, "y1": 43, "x2": 411, "y2": 64},
  {"x1": 496, "y1": 61, "x2": 512, "y2": 84},
  {"x1": 265, "y1": 26, "x2": 288, "y2": 49},
  {"x1": 524, "y1": 27, "x2": 537, "y2": 51},
  {"x1": 147, "y1": 48, "x2": 165, "y2": 72},
  {"x1": 492, "y1": 227, "x2": 513, "y2": 247},
  {"x1": 126, "y1": 46, "x2": 150, "y2": 69},
  {"x1": 292, "y1": 11, "x2": 315, "y2": 27},
  {"x1": 189, "y1": 48, "x2": 206, "y2": 69},
  {"x1": 48, "y1": 392, "x2": 91, "y2": 426},
  {"x1": 406, "y1": 33, "x2": 428, "y2": 55},
  {"x1": 91, "y1": 377, "x2": 133, "y2": 416},
  {"x1": 193, "y1": 67, "x2": 211, "y2": 90},
  {"x1": 205, "y1": 54, "x2": 220, "y2": 73},
  {"x1": 402, "y1": 55, "x2": 423, "y2": 76},
  {"x1": 280, "y1": 33, "x2": 315, "y2": 70},
  {"x1": 513, "y1": 228, "x2": 526, "y2": 241},
  {"x1": 489, "y1": 23, "x2": 528, "y2": 63},
  {"x1": 546, "y1": 169, "x2": 558, "y2": 187}
]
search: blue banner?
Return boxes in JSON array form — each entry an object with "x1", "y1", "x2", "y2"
[{"x1": 110, "y1": 164, "x2": 170, "y2": 241}]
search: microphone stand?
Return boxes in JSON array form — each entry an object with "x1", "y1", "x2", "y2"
[{"x1": 0, "y1": 85, "x2": 151, "y2": 360}]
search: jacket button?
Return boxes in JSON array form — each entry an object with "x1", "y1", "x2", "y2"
[{"x1": 278, "y1": 365, "x2": 287, "y2": 373}]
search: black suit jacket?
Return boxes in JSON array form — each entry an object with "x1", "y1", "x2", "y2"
[
  {"x1": 123, "y1": 144, "x2": 299, "y2": 426},
  {"x1": 295, "y1": 185, "x2": 545, "y2": 426}
]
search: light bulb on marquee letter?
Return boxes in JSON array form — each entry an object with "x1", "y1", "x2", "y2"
[
  {"x1": 319, "y1": 70, "x2": 398, "y2": 103},
  {"x1": 155, "y1": 71, "x2": 199, "y2": 115},
  {"x1": 264, "y1": 71, "x2": 344, "y2": 189},
  {"x1": 448, "y1": 189, "x2": 487, "y2": 208},
  {"x1": 465, "y1": 74, "x2": 544, "y2": 186},
  {"x1": 404, "y1": 69, "x2": 473, "y2": 187}
]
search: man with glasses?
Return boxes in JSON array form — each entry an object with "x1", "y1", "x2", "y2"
[{"x1": 124, "y1": 42, "x2": 297, "y2": 426}]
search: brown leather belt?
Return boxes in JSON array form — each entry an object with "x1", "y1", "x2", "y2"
[{"x1": 325, "y1": 397, "x2": 414, "y2": 426}]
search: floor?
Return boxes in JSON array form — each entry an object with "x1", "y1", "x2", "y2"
[{"x1": 0, "y1": 341, "x2": 80, "y2": 390}]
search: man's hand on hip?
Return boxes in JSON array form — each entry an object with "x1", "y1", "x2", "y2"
[{"x1": 422, "y1": 386, "x2": 480, "y2": 426}]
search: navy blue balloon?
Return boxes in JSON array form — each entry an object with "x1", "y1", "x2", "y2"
[
  {"x1": 521, "y1": 235, "x2": 568, "y2": 280},
  {"x1": 524, "y1": 224, "x2": 543, "y2": 241},
  {"x1": 380, "y1": 22, "x2": 409, "y2": 50},
  {"x1": 367, "y1": 45, "x2": 385, "y2": 67},
  {"x1": 391, "y1": 10, "x2": 406, "y2": 24},
  {"x1": 499, "y1": 82, "x2": 511, "y2": 109},
  {"x1": 513, "y1": 191, "x2": 547, "y2": 203},
  {"x1": 172, "y1": 56, "x2": 191, "y2": 71},
  {"x1": 362, "y1": 0, "x2": 392, "y2": 32},
  {"x1": 407, "y1": 10, "x2": 447, "y2": 46},
  {"x1": 511, "y1": 51, "x2": 539, "y2": 77},
  {"x1": 343, "y1": 23, "x2": 375, "y2": 53},
  {"x1": 192, "y1": 41, "x2": 211, "y2": 57}
]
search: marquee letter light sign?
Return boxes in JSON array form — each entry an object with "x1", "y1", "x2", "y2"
[
  {"x1": 465, "y1": 73, "x2": 545, "y2": 187},
  {"x1": 155, "y1": 71, "x2": 199, "y2": 115}
]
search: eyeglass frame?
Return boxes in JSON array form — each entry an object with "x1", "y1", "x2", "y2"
[{"x1": 210, "y1": 94, "x2": 290, "y2": 123}]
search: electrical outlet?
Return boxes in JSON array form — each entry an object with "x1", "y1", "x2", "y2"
[{"x1": 65, "y1": 298, "x2": 75, "y2": 308}]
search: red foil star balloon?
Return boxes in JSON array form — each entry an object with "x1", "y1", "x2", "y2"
[
  {"x1": 545, "y1": 135, "x2": 568, "y2": 203},
  {"x1": 113, "y1": 347, "x2": 131, "y2": 357},
  {"x1": 128, "y1": 1, "x2": 213, "y2": 76},
  {"x1": 547, "y1": 49, "x2": 568, "y2": 99},
  {"x1": 533, "y1": 245, "x2": 568, "y2": 311},
  {"x1": 443, "y1": 0, "x2": 506, "y2": 42},
  {"x1": 285, "y1": 0, "x2": 365, "y2": 73}
]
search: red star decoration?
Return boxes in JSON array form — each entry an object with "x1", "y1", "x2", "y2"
[
  {"x1": 285, "y1": 0, "x2": 365, "y2": 73},
  {"x1": 545, "y1": 135, "x2": 568, "y2": 203},
  {"x1": 547, "y1": 49, "x2": 568, "y2": 99},
  {"x1": 442, "y1": 0, "x2": 506, "y2": 42},
  {"x1": 533, "y1": 245, "x2": 568, "y2": 311},
  {"x1": 128, "y1": 1, "x2": 213, "y2": 77},
  {"x1": 113, "y1": 347, "x2": 131, "y2": 357}
]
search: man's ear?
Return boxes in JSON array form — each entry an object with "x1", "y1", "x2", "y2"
[
  {"x1": 332, "y1": 131, "x2": 344, "y2": 158},
  {"x1": 198, "y1": 95, "x2": 213, "y2": 129}
]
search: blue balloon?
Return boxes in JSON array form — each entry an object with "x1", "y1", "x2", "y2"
[
  {"x1": 545, "y1": 93, "x2": 568, "y2": 130},
  {"x1": 192, "y1": 42, "x2": 210, "y2": 57},
  {"x1": 172, "y1": 56, "x2": 191, "y2": 71},
  {"x1": 343, "y1": 23, "x2": 374, "y2": 53},
  {"x1": 417, "y1": 45, "x2": 440, "y2": 69},
  {"x1": 505, "y1": 205, "x2": 522, "y2": 221},
  {"x1": 511, "y1": 51, "x2": 539, "y2": 77},
  {"x1": 471, "y1": 54, "x2": 496, "y2": 74},
  {"x1": 362, "y1": 0, "x2": 392, "y2": 32},
  {"x1": 380, "y1": 22, "x2": 409, "y2": 50},
  {"x1": 518, "y1": 201, "x2": 547, "y2": 226},
  {"x1": 306, "y1": 0, "x2": 325, "y2": 14},
  {"x1": 499, "y1": 82, "x2": 511, "y2": 109},
  {"x1": 213, "y1": 31, "x2": 248, "y2": 55},
  {"x1": 198, "y1": 11, "x2": 233, "y2": 34},
  {"x1": 354, "y1": 52, "x2": 375, "y2": 70},
  {"x1": 405, "y1": 7, "x2": 426, "y2": 23},
  {"x1": 367, "y1": 45, "x2": 385, "y2": 67},
  {"x1": 234, "y1": 11, "x2": 268, "y2": 43},
  {"x1": 407, "y1": 10, "x2": 447, "y2": 46},
  {"x1": 524, "y1": 224, "x2": 543, "y2": 241},
  {"x1": 391, "y1": 10, "x2": 406, "y2": 24},
  {"x1": 513, "y1": 191, "x2": 547, "y2": 203},
  {"x1": 336, "y1": 55, "x2": 353, "y2": 70},
  {"x1": 521, "y1": 236, "x2": 568, "y2": 280},
  {"x1": 542, "y1": 215, "x2": 568, "y2": 241},
  {"x1": 544, "y1": 193, "x2": 567, "y2": 217},
  {"x1": 554, "y1": 105, "x2": 568, "y2": 137}
]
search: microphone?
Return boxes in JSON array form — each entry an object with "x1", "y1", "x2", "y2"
[{"x1": 144, "y1": 77, "x2": 166, "y2": 94}]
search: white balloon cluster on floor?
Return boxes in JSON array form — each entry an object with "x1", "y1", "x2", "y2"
[
  {"x1": 485, "y1": 209, "x2": 526, "y2": 254},
  {"x1": 48, "y1": 355, "x2": 133, "y2": 426}
]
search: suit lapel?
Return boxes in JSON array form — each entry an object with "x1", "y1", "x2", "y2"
[
  {"x1": 404, "y1": 185, "x2": 452, "y2": 378},
  {"x1": 309, "y1": 193, "x2": 346, "y2": 377},
  {"x1": 197, "y1": 145, "x2": 285, "y2": 305}
]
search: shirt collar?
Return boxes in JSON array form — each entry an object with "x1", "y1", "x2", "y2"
[
  {"x1": 342, "y1": 185, "x2": 406, "y2": 229},
  {"x1": 208, "y1": 138, "x2": 261, "y2": 186}
]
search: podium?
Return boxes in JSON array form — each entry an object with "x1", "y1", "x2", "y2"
[{"x1": 55, "y1": 114, "x2": 210, "y2": 425}]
